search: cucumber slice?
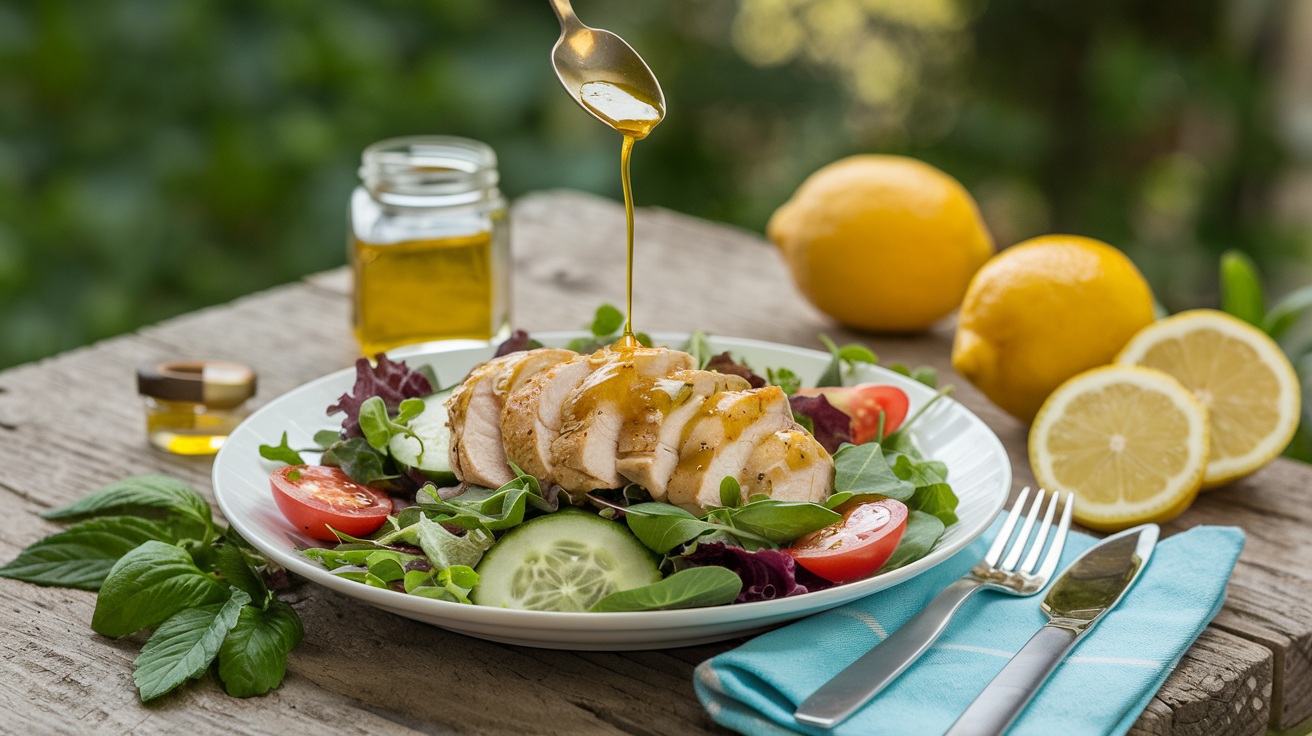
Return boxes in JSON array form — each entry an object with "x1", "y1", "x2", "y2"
[
  {"x1": 389, "y1": 388, "x2": 456, "y2": 485},
  {"x1": 472, "y1": 510, "x2": 661, "y2": 611}
]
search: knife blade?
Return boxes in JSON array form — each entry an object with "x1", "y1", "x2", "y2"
[{"x1": 943, "y1": 523, "x2": 1159, "y2": 736}]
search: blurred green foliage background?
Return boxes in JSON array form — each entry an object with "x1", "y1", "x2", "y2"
[{"x1": 3, "y1": 0, "x2": 1312, "y2": 370}]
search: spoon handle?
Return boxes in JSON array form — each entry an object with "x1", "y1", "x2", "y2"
[{"x1": 549, "y1": 0, "x2": 582, "y2": 28}]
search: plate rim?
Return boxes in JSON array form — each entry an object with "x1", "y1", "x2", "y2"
[{"x1": 213, "y1": 332, "x2": 1011, "y2": 632}]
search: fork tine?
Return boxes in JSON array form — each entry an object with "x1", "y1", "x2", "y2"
[
  {"x1": 1019, "y1": 489, "x2": 1060, "y2": 574},
  {"x1": 1000, "y1": 488, "x2": 1047, "y2": 571},
  {"x1": 1034, "y1": 492, "x2": 1075, "y2": 582},
  {"x1": 983, "y1": 487, "x2": 1030, "y2": 567}
]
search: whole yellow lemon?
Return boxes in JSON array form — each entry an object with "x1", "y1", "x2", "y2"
[
  {"x1": 953, "y1": 235, "x2": 1156, "y2": 423},
  {"x1": 767, "y1": 155, "x2": 995, "y2": 332}
]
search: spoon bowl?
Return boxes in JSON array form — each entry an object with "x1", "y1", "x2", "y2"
[{"x1": 549, "y1": 0, "x2": 665, "y2": 130}]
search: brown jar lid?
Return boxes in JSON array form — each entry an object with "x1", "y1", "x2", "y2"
[{"x1": 138, "y1": 361, "x2": 257, "y2": 408}]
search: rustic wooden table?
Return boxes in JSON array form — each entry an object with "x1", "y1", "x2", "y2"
[{"x1": 1, "y1": 190, "x2": 1307, "y2": 736}]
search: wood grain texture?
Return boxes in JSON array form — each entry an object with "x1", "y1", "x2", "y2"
[{"x1": 0, "y1": 189, "x2": 1298, "y2": 735}]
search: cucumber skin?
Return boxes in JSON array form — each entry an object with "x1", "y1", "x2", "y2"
[
  {"x1": 471, "y1": 510, "x2": 661, "y2": 610},
  {"x1": 389, "y1": 389, "x2": 456, "y2": 484}
]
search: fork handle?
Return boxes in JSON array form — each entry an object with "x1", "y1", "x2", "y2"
[
  {"x1": 943, "y1": 623, "x2": 1080, "y2": 736},
  {"x1": 793, "y1": 578, "x2": 982, "y2": 728}
]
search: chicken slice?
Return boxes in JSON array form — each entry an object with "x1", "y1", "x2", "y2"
[
  {"x1": 501, "y1": 356, "x2": 595, "y2": 487},
  {"x1": 550, "y1": 346, "x2": 697, "y2": 492},
  {"x1": 737, "y1": 425, "x2": 834, "y2": 505},
  {"x1": 614, "y1": 370, "x2": 751, "y2": 502},
  {"x1": 665, "y1": 386, "x2": 794, "y2": 514},
  {"x1": 446, "y1": 348, "x2": 576, "y2": 488}
]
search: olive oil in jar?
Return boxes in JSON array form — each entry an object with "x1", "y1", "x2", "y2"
[{"x1": 350, "y1": 137, "x2": 510, "y2": 355}]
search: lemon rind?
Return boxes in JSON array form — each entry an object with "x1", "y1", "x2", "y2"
[
  {"x1": 1115, "y1": 309, "x2": 1300, "y2": 487},
  {"x1": 1029, "y1": 365, "x2": 1209, "y2": 527}
]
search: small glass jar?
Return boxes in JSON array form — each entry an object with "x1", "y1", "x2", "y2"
[
  {"x1": 138, "y1": 361, "x2": 257, "y2": 455},
  {"x1": 350, "y1": 135, "x2": 511, "y2": 356}
]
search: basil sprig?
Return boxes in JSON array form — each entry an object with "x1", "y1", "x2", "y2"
[{"x1": 0, "y1": 476, "x2": 303, "y2": 701}]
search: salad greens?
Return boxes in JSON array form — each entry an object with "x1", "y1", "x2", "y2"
[
  {"x1": 567, "y1": 303, "x2": 652, "y2": 353},
  {"x1": 0, "y1": 476, "x2": 302, "y2": 701},
  {"x1": 278, "y1": 317, "x2": 962, "y2": 613}
]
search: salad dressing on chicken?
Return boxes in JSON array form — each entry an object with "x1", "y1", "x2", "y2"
[{"x1": 578, "y1": 81, "x2": 664, "y2": 347}]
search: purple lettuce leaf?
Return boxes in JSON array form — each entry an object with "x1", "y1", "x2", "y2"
[
  {"x1": 706, "y1": 352, "x2": 766, "y2": 388},
  {"x1": 327, "y1": 354, "x2": 434, "y2": 439},
  {"x1": 789, "y1": 394, "x2": 851, "y2": 453},
  {"x1": 494, "y1": 329, "x2": 531, "y2": 357},
  {"x1": 677, "y1": 541, "x2": 834, "y2": 603}
]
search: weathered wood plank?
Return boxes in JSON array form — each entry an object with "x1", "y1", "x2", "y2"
[
  {"x1": 1127, "y1": 628, "x2": 1272, "y2": 736},
  {"x1": 0, "y1": 188, "x2": 1296, "y2": 735}
]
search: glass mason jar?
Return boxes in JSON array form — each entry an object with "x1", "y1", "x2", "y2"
[{"x1": 349, "y1": 136, "x2": 511, "y2": 356}]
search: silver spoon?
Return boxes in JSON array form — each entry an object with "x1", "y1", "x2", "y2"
[{"x1": 549, "y1": 0, "x2": 666, "y2": 133}]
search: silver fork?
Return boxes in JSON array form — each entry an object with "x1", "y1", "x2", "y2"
[{"x1": 793, "y1": 488, "x2": 1074, "y2": 729}]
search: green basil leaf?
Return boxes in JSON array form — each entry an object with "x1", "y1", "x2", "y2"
[
  {"x1": 43, "y1": 476, "x2": 213, "y2": 537},
  {"x1": 624, "y1": 503, "x2": 718, "y2": 554},
  {"x1": 719, "y1": 477, "x2": 742, "y2": 509},
  {"x1": 133, "y1": 588, "x2": 250, "y2": 701},
  {"x1": 1220, "y1": 250, "x2": 1265, "y2": 327},
  {"x1": 815, "y1": 334, "x2": 844, "y2": 388},
  {"x1": 909, "y1": 483, "x2": 959, "y2": 526},
  {"x1": 879, "y1": 510, "x2": 946, "y2": 572},
  {"x1": 313, "y1": 429, "x2": 342, "y2": 449},
  {"x1": 93, "y1": 541, "x2": 229, "y2": 638},
  {"x1": 1265, "y1": 284, "x2": 1312, "y2": 339},
  {"x1": 833, "y1": 443, "x2": 915, "y2": 501},
  {"x1": 213, "y1": 544, "x2": 268, "y2": 603},
  {"x1": 321, "y1": 437, "x2": 397, "y2": 486},
  {"x1": 0, "y1": 517, "x2": 175, "y2": 590},
  {"x1": 258, "y1": 432, "x2": 304, "y2": 466},
  {"x1": 726, "y1": 500, "x2": 841, "y2": 544},
  {"x1": 590, "y1": 566, "x2": 742, "y2": 612},
  {"x1": 590, "y1": 304, "x2": 625, "y2": 337},
  {"x1": 217, "y1": 600, "x2": 304, "y2": 697},
  {"x1": 681, "y1": 331, "x2": 714, "y2": 370}
]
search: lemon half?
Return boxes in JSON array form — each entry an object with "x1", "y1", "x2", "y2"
[
  {"x1": 1116, "y1": 309, "x2": 1300, "y2": 488},
  {"x1": 1030, "y1": 365, "x2": 1209, "y2": 531}
]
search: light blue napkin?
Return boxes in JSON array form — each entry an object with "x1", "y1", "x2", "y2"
[{"x1": 694, "y1": 521, "x2": 1244, "y2": 736}]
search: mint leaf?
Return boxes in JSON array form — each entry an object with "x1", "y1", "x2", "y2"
[
  {"x1": 213, "y1": 544, "x2": 268, "y2": 603},
  {"x1": 1220, "y1": 250, "x2": 1265, "y2": 327},
  {"x1": 0, "y1": 517, "x2": 174, "y2": 590},
  {"x1": 258, "y1": 432, "x2": 304, "y2": 466},
  {"x1": 93, "y1": 541, "x2": 228, "y2": 637},
  {"x1": 590, "y1": 567, "x2": 741, "y2": 612},
  {"x1": 879, "y1": 510, "x2": 945, "y2": 572},
  {"x1": 591, "y1": 304, "x2": 625, "y2": 337},
  {"x1": 217, "y1": 600, "x2": 304, "y2": 697},
  {"x1": 833, "y1": 443, "x2": 915, "y2": 501},
  {"x1": 43, "y1": 476, "x2": 213, "y2": 538},
  {"x1": 133, "y1": 588, "x2": 250, "y2": 701}
]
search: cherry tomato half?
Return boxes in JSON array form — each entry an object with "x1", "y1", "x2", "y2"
[
  {"x1": 787, "y1": 499, "x2": 908, "y2": 583},
  {"x1": 270, "y1": 465, "x2": 392, "y2": 541},
  {"x1": 797, "y1": 384, "x2": 910, "y2": 444}
]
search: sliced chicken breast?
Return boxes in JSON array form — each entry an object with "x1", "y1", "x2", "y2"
[
  {"x1": 550, "y1": 347, "x2": 696, "y2": 492},
  {"x1": 737, "y1": 425, "x2": 834, "y2": 505},
  {"x1": 446, "y1": 348, "x2": 575, "y2": 488},
  {"x1": 615, "y1": 370, "x2": 751, "y2": 502},
  {"x1": 665, "y1": 386, "x2": 794, "y2": 514},
  {"x1": 501, "y1": 355, "x2": 596, "y2": 487}
]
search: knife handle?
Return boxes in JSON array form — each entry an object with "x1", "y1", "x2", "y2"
[
  {"x1": 793, "y1": 578, "x2": 982, "y2": 728},
  {"x1": 943, "y1": 623, "x2": 1080, "y2": 736}
]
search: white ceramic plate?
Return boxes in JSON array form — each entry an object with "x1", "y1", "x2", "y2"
[{"x1": 213, "y1": 332, "x2": 1010, "y2": 650}]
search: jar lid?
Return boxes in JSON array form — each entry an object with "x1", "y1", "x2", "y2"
[
  {"x1": 138, "y1": 360, "x2": 257, "y2": 408},
  {"x1": 360, "y1": 135, "x2": 499, "y2": 207}
]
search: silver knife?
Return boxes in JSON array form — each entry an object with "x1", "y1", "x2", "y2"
[{"x1": 943, "y1": 523, "x2": 1159, "y2": 736}]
